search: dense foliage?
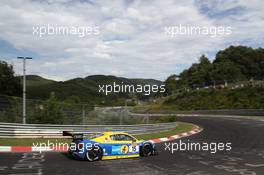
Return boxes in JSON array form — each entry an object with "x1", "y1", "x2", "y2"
[
  {"x1": 165, "y1": 46, "x2": 264, "y2": 94},
  {"x1": 164, "y1": 87, "x2": 264, "y2": 110},
  {"x1": 0, "y1": 61, "x2": 21, "y2": 96},
  {"x1": 163, "y1": 45, "x2": 264, "y2": 110}
]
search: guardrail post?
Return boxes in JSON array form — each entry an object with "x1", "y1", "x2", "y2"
[
  {"x1": 146, "y1": 112, "x2": 149, "y2": 124},
  {"x1": 82, "y1": 105, "x2": 85, "y2": 125}
]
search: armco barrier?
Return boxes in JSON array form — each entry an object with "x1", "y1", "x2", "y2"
[
  {"x1": 132, "y1": 109, "x2": 264, "y2": 116},
  {"x1": 0, "y1": 122, "x2": 177, "y2": 138}
]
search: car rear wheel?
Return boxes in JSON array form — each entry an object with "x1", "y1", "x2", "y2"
[
  {"x1": 86, "y1": 146, "x2": 103, "y2": 161},
  {"x1": 140, "y1": 143, "x2": 153, "y2": 157}
]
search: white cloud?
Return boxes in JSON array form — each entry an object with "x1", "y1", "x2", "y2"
[{"x1": 0, "y1": 0, "x2": 263, "y2": 81}]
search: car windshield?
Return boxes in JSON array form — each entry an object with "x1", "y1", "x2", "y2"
[
  {"x1": 110, "y1": 134, "x2": 136, "y2": 141},
  {"x1": 88, "y1": 133, "x2": 104, "y2": 139}
]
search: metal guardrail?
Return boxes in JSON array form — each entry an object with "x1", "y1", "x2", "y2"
[
  {"x1": 0, "y1": 122, "x2": 177, "y2": 138},
  {"x1": 133, "y1": 109, "x2": 264, "y2": 116},
  {"x1": 171, "y1": 109, "x2": 264, "y2": 116}
]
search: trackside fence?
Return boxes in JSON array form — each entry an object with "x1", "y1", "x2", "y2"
[{"x1": 0, "y1": 122, "x2": 177, "y2": 138}]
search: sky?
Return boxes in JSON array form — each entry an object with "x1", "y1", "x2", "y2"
[{"x1": 0, "y1": 0, "x2": 263, "y2": 81}]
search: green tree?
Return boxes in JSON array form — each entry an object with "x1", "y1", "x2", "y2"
[
  {"x1": 63, "y1": 95, "x2": 82, "y2": 124},
  {"x1": 211, "y1": 61, "x2": 245, "y2": 84},
  {"x1": 166, "y1": 45, "x2": 264, "y2": 92},
  {"x1": 64, "y1": 95, "x2": 81, "y2": 104},
  {"x1": 194, "y1": 55, "x2": 213, "y2": 86},
  {"x1": 0, "y1": 60, "x2": 21, "y2": 96},
  {"x1": 179, "y1": 55, "x2": 213, "y2": 88},
  {"x1": 164, "y1": 74, "x2": 178, "y2": 94},
  {"x1": 36, "y1": 92, "x2": 63, "y2": 124},
  {"x1": 214, "y1": 46, "x2": 264, "y2": 80}
]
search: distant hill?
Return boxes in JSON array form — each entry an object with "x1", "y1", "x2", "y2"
[
  {"x1": 25, "y1": 75, "x2": 163, "y2": 105},
  {"x1": 19, "y1": 75, "x2": 55, "y2": 86}
]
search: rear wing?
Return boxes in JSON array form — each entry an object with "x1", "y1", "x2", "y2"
[{"x1": 63, "y1": 131, "x2": 83, "y2": 141}]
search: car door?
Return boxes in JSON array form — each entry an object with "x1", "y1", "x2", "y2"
[{"x1": 109, "y1": 134, "x2": 139, "y2": 155}]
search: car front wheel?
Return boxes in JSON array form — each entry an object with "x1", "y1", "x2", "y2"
[{"x1": 140, "y1": 143, "x2": 153, "y2": 157}]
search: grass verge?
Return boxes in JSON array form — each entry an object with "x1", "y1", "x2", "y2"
[
  {"x1": 0, "y1": 122, "x2": 196, "y2": 146},
  {"x1": 135, "y1": 122, "x2": 195, "y2": 140}
]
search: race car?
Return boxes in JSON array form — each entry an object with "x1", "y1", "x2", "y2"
[{"x1": 63, "y1": 131, "x2": 156, "y2": 161}]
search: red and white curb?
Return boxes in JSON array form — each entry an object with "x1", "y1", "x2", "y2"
[
  {"x1": 0, "y1": 126, "x2": 203, "y2": 153},
  {"x1": 0, "y1": 145, "x2": 68, "y2": 153},
  {"x1": 148, "y1": 126, "x2": 203, "y2": 144}
]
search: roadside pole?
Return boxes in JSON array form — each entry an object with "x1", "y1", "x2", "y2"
[{"x1": 17, "y1": 57, "x2": 32, "y2": 124}]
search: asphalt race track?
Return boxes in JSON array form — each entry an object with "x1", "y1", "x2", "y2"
[{"x1": 1, "y1": 116, "x2": 264, "y2": 175}]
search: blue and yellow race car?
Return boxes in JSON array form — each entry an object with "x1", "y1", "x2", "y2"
[{"x1": 63, "y1": 131, "x2": 156, "y2": 161}]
